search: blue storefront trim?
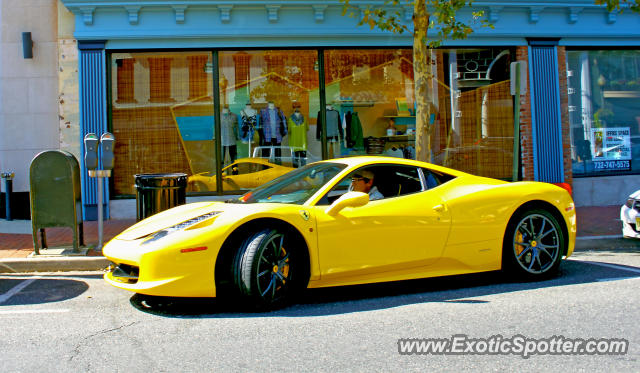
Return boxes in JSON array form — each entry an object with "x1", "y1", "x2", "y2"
[{"x1": 78, "y1": 40, "x2": 110, "y2": 220}]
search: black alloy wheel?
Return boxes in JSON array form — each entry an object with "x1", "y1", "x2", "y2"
[{"x1": 503, "y1": 208, "x2": 565, "y2": 279}]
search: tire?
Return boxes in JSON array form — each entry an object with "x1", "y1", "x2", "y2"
[
  {"x1": 502, "y1": 208, "x2": 565, "y2": 280},
  {"x1": 232, "y1": 228, "x2": 306, "y2": 310}
]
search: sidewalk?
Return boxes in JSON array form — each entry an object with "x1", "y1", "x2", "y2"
[{"x1": 0, "y1": 205, "x2": 633, "y2": 273}]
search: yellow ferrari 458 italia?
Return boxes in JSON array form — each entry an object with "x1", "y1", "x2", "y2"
[{"x1": 104, "y1": 156, "x2": 576, "y2": 310}]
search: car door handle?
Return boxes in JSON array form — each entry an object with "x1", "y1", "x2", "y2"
[{"x1": 433, "y1": 204, "x2": 445, "y2": 213}]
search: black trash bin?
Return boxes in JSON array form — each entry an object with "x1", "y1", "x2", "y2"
[{"x1": 134, "y1": 173, "x2": 187, "y2": 221}]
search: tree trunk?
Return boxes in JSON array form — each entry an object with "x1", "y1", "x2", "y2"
[{"x1": 413, "y1": 1, "x2": 433, "y2": 162}]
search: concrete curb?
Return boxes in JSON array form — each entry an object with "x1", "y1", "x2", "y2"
[{"x1": 0, "y1": 257, "x2": 110, "y2": 274}]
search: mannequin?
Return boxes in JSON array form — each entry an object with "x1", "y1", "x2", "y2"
[
  {"x1": 240, "y1": 102, "x2": 258, "y2": 156},
  {"x1": 259, "y1": 101, "x2": 287, "y2": 163},
  {"x1": 316, "y1": 104, "x2": 343, "y2": 158},
  {"x1": 287, "y1": 102, "x2": 309, "y2": 167},
  {"x1": 220, "y1": 105, "x2": 238, "y2": 164}
]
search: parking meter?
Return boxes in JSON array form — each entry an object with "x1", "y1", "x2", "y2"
[
  {"x1": 83, "y1": 133, "x2": 99, "y2": 170},
  {"x1": 100, "y1": 132, "x2": 116, "y2": 170}
]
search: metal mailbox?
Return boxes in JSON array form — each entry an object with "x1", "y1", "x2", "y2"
[{"x1": 29, "y1": 150, "x2": 84, "y2": 254}]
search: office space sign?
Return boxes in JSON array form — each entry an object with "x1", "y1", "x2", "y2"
[{"x1": 591, "y1": 127, "x2": 631, "y2": 171}]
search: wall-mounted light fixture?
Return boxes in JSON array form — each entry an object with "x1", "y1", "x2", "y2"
[{"x1": 22, "y1": 32, "x2": 33, "y2": 59}]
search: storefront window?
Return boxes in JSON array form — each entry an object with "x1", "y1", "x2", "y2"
[
  {"x1": 215, "y1": 50, "x2": 321, "y2": 193},
  {"x1": 567, "y1": 50, "x2": 640, "y2": 176},
  {"x1": 323, "y1": 49, "x2": 416, "y2": 159},
  {"x1": 109, "y1": 47, "x2": 515, "y2": 197},
  {"x1": 110, "y1": 51, "x2": 213, "y2": 196}
]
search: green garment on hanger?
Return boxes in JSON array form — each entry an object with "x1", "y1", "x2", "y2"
[{"x1": 350, "y1": 112, "x2": 364, "y2": 150}]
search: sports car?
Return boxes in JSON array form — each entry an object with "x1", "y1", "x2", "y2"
[
  {"x1": 188, "y1": 157, "x2": 294, "y2": 192},
  {"x1": 104, "y1": 156, "x2": 576, "y2": 310}
]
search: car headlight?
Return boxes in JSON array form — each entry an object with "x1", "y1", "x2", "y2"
[
  {"x1": 626, "y1": 199, "x2": 635, "y2": 209},
  {"x1": 142, "y1": 211, "x2": 221, "y2": 245}
]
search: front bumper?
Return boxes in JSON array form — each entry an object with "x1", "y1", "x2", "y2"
[{"x1": 103, "y1": 236, "x2": 220, "y2": 297}]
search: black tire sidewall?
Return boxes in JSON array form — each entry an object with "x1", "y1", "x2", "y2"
[{"x1": 233, "y1": 228, "x2": 298, "y2": 310}]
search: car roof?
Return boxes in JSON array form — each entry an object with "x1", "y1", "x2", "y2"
[{"x1": 317, "y1": 156, "x2": 469, "y2": 177}]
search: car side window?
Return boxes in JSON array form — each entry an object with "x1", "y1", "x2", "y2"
[
  {"x1": 315, "y1": 164, "x2": 423, "y2": 205},
  {"x1": 379, "y1": 166, "x2": 422, "y2": 198},
  {"x1": 421, "y1": 167, "x2": 455, "y2": 189},
  {"x1": 231, "y1": 162, "x2": 270, "y2": 174}
]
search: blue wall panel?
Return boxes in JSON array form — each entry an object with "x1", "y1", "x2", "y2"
[
  {"x1": 529, "y1": 44, "x2": 564, "y2": 183},
  {"x1": 79, "y1": 41, "x2": 109, "y2": 220}
]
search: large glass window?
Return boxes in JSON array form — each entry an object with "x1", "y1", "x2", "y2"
[
  {"x1": 110, "y1": 51, "x2": 214, "y2": 196},
  {"x1": 109, "y1": 47, "x2": 515, "y2": 198},
  {"x1": 567, "y1": 50, "x2": 640, "y2": 176}
]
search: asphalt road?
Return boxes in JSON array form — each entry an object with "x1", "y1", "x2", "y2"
[{"x1": 1, "y1": 246, "x2": 639, "y2": 372}]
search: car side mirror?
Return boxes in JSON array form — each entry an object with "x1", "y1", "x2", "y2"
[{"x1": 325, "y1": 191, "x2": 369, "y2": 216}]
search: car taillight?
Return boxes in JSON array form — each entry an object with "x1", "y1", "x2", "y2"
[{"x1": 552, "y1": 182, "x2": 572, "y2": 195}]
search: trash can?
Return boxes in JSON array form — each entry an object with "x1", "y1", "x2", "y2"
[{"x1": 134, "y1": 173, "x2": 187, "y2": 221}]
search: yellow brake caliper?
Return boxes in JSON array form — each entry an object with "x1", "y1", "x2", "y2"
[{"x1": 515, "y1": 231, "x2": 525, "y2": 256}]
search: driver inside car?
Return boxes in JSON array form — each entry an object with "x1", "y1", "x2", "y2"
[{"x1": 349, "y1": 169, "x2": 384, "y2": 201}]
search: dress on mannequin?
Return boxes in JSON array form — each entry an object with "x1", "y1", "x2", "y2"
[{"x1": 288, "y1": 106, "x2": 309, "y2": 167}]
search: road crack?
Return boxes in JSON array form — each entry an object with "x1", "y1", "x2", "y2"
[{"x1": 68, "y1": 321, "x2": 140, "y2": 362}]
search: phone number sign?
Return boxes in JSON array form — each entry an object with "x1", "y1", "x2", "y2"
[{"x1": 591, "y1": 127, "x2": 631, "y2": 171}]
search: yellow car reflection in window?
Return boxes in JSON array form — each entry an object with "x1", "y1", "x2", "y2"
[{"x1": 188, "y1": 157, "x2": 295, "y2": 192}]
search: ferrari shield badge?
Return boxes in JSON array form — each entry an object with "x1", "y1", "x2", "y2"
[{"x1": 299, "y1": 210, "x2": 310, "y2": 221}]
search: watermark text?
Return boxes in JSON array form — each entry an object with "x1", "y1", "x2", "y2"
[{"x1": 398, "y1": 334, "x2": 628, "y2": 359}]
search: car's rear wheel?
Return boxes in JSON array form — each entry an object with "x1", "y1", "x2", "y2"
[
  {"x1": 503, "y1": 208, "x2": 564, "y2": 280},
  {"x1": 232, "y1": 228, "x2": 303, "y2": 310}
]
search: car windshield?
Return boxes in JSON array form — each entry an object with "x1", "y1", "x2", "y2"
[{"x1": 233, "y1": 162, "x2": 346, "y2": 205}]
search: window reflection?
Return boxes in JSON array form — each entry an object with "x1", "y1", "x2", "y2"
[{"x1": 567, "y1": 50, "x2": 640, "y2": 175}]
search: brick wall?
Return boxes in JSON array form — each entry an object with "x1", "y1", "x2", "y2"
[{"x1": 516, "y1": 46, "x2": 534, "y2": 181}]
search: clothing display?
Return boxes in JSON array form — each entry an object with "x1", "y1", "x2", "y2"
[
  {"x1": 344, "y1": 111, "x2": 364, "y2": 149},
  {"x1": 221, "y1": 110, "x2": 239, "y2": 163},
  {"x1": 220, "y1": 111, "x2": 238, "y2": 147},
  {"x1": 259, "y1": 106, "x2": 287, "y2": 144},
  {"x1": 316, "y1": 108, "x2": 343, "y2": 142},
  {"x1": 239, "y1": 108, "x2": 258, "y2": 143},
  {"x1": 287, "y1": 113, "x2": 308, "y2": 151},
  {"x1": 288, "y1": 112, "x2": 309, "y2": 167}
]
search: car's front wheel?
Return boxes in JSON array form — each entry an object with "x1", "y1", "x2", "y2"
[
  {"x1": 232, "y1": 228, "x2": 304, "y2": 310},
  {"x1": 503, "y1": 208, "x2": 565, "y2": 280}
]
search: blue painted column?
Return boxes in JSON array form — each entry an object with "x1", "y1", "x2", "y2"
[
  {"x1": 528, "y1": 39, "x2": 565, "y2": 183},
  {"x1": 78, "y1": 40, "x2": 109, "y2": 220}
]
